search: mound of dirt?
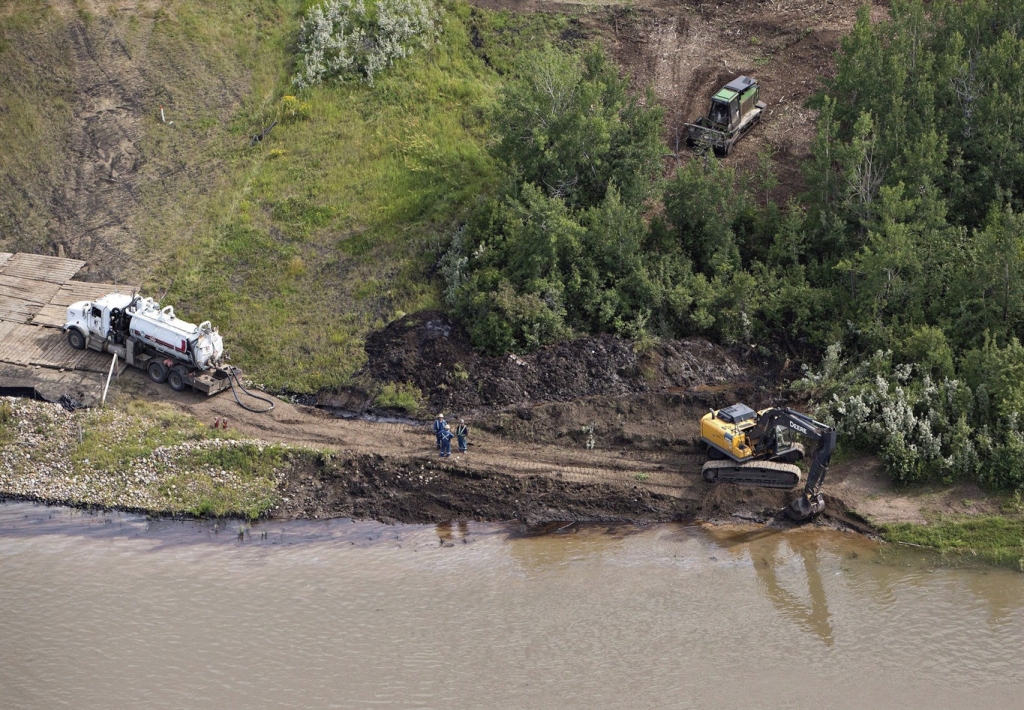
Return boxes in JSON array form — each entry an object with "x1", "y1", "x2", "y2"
[
  {"x1": 362, "y1": 311, "x2": 746, "y2": 414},
  {"x1": 696, "y1": 484, "x2": 792, "y2": 523}
]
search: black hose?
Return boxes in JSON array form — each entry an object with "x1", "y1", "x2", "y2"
[{"x1": 227, "y1": 369, "x2": 275, "y2": 413}]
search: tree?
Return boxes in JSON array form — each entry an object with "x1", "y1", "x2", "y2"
[{"x1": 491, "y1": 46, "x2": 665, "y2": 210}]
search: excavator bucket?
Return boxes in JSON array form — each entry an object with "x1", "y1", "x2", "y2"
[{"x1": 786, "y1": 493, "x2": 825, "y2": 521}]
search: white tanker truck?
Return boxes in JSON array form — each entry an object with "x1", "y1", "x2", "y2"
[{"x1": 64, "y1": 292, "x2": 237, "y2": 396}]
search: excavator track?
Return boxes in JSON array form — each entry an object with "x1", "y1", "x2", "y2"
[{"x1": 701, "y1": 459, "x2": 802, "y2": 489}]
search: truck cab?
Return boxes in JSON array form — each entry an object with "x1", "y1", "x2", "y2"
[{"x1": 65, "y1": 293, "x2": 135, "y2": 346}]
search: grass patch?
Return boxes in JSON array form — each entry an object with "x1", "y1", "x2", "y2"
[
  {"x1": 374, "y1": 381, "x2": 425, "y2": 413},
  {"x1": 74, "y1": 401, "x2": 290, "y2": 519},
  {"x1": 0, "y1": 400, "x2": 15, "y2": 447},
  {"x1": 157, "y1": 443, "x2": 289, "y2": 520},
  {"x1": 161, "y1": 3, "x2": 509, "y2": 391},
  {"x1": 881, "y1": 517, "x2": 1024, "y2": 571},
  {"x1": 73, "y1": 400, "x2": 225, "y2": 472},
  {"x1": 0, "y1": 2, "x2": 75, "y2": 248},
  {"x1": 183, "y1": 442, "x2": 288, "y2": 479},
  {"x1": 156, "y1": 471, "x2": 280, "y2": 520}
]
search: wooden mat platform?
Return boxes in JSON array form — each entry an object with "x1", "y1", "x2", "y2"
[
  {"x1": 0, "y1": 252, "x2": 86, "y2": 283},
  {"x1": 0, "y1": 276, "x2": 62, "y2": 323},
  {"x1": 0, "y1": 253, "x2": 136, "y2": 381},
  {"x1": 0, "y1": 322, "x2": 124, "y2": 374}
]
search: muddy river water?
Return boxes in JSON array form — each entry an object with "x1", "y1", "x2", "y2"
[{"x1": 1, "y1": 502, "x2": 1021, "y2": 709}]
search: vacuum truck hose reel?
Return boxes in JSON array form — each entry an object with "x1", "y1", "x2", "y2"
[{"x1": 228, "y1": 369, "x2": 275, "y2": 413}]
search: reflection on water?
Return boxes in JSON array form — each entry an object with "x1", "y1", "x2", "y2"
[
  {"x1": 436, "y1": 520, "x2": 470, "y2": 546},
  {"x1": 718, "y1": 527, "x2": 836, "y2": 646},
  {"x1": 1, "y1": 503, "x2": 1022, "y2": 710}
]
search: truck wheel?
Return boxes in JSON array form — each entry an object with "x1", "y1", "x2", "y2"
[
  {"x1": 167, "y1": 367, "x2": 187, "y2": 392},
  {"x1": 66, "y1": 329, "x2": 86, "y2": 350},
  {"x1": 147, "y1": 361, "x2": 168, "y2": 384}
]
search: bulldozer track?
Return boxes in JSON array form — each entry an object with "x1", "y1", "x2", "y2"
[{"x1": 700, "y1": 459, "x2": 801, "y2": 489}]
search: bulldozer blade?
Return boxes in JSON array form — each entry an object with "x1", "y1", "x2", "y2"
[{"x1": 786, "y1": 493, "x2": 825, "y2": 521}]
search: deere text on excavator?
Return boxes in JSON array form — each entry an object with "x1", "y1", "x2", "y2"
[{"x1": 700, "y1": 404, "x2": 837, "y2": 521}]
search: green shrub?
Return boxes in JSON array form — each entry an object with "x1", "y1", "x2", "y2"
[
  {"x1": 798, "y1": 343, "x2": 1024, "y2": 490},
  {"x1": 491, "y1": 45, "x2": 664, "y2": 210},
  {"x1": 184, "y1": 443, "x2": 288, "y2": 480},
  {"x1": 277, "y1": 95, "x2": 312, "y2": 122},
  {"x1": 374, "y1": 381, "x2": 424, "y2": 413},
  {"x1": 294, "y1": 0, "x2": 443, "y2": 87}
]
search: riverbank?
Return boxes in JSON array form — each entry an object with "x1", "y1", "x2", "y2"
[{"x1": 3, "y1": 394, "x2": 1021, "y2": 568}]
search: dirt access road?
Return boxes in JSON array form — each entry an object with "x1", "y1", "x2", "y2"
[{"x1": 115, "y1": 366, "x2": 888, "y2": 531}]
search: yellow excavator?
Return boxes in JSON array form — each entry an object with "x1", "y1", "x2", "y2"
[{"x1": 699, "y1": 404, "x2": 837, "y2": 520}]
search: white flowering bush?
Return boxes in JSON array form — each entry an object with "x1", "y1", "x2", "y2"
[
  {"x1": 294, "y1": 0, "x2": 443, "y2": 88},
  {"x1": 796, "y1": 342, "x2": 1024, "y2": 490}
]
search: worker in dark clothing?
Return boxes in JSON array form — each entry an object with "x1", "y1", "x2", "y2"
[
  {"x1": 439, "y1": 423, "x2": 454, "y2": 457},
  {"x1": 456, "y1": 418, "x2": 469, "y2": 453},
  {"x1": 433, "y1": 413, "x2": 446, "y2": 450}
]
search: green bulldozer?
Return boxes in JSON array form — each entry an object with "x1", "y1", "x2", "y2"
[{"x1": 685, "y1": 76, "x2": 766, "y2": 156}]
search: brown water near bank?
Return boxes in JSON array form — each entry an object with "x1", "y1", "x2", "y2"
[{"x1": 1, "y1": 502, "x2": 1021, "y2": 709}]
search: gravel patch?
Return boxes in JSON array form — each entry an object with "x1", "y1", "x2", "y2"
[{"x1": 0, "y1": 397, "x2": 287, "y2": 516}]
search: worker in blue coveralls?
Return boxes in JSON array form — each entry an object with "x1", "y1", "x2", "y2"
[
  {"x1": 433, "y1": 413, "x2": 446, "y2": 450},
  {"x1": 439, "y1": 423, "x2": 454, "y2": 457},
  {"x1": 456, "y1": 418, "x2": 469, "y2": 453}
]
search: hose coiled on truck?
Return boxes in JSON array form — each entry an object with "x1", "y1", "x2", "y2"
[{"x1": 228, "y1": 369, "x2": 275, "y2": 413}]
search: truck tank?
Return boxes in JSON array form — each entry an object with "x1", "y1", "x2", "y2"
[{"x1": 128, "y1": 298, "x2": 224, "y2": 371}]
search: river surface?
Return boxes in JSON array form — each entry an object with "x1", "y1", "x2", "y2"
[{"x1": 1, "y1": 502, "x2": 1021, "y2": 709}]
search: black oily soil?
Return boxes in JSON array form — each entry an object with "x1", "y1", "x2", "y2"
[
  {"x1": 274, "y1": 453, "x2": 692, "y2": 525},
  {"x1": 363, "y1": 311, "x2": 746, "y2": 414}
]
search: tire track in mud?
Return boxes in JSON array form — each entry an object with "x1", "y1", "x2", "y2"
[{"x1": 53, "y1": 9, "x2": 145, "y2": 282}]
